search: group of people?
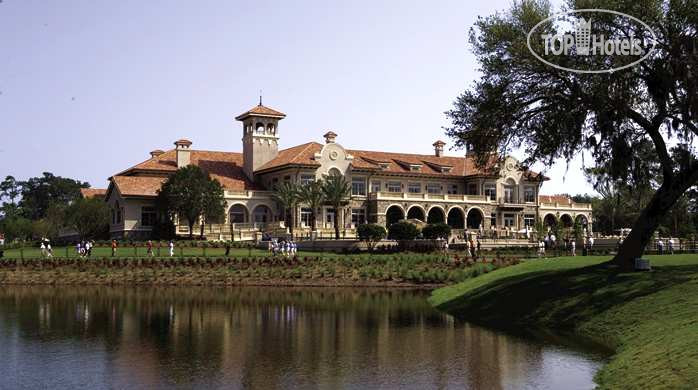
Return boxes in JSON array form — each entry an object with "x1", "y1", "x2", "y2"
[
  {"x1": 39, "y1": 238, "x2": 53, "y2": 258},
  {"x1": 656, "y1": 238, "x2": 675, "y2": 255},
  {"x1": 75, "y1": 240, "x2": 95, "y2": 257},
  {"x1": 268, "y1": 239, "x2": 298, "y2": 257},
  {"x1": 538, "y1": 234, "x2": 594, "y2": 257}
]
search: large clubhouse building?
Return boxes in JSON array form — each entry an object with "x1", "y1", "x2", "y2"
[{"x1": 95, "y1": 103, "x2": 592, "y2": 240}]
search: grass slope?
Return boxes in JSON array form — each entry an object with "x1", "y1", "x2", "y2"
[{"x1": 429, "y1": 254, "x2": 698, "y2": 390}]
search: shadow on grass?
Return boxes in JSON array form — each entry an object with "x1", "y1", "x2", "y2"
[{"x1": 437, "y1": 262, "x2": 698, "y2": 331}]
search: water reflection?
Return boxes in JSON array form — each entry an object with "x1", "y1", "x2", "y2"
[{"x1": 0, "y1": 287, "x2": 604, "y2": 389}]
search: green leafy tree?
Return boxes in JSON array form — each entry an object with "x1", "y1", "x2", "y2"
[
  {"x1": 18, "y1": 172, "x2": 89, "y2": 220},
  {"x1": 64, "y1": 198, "x2": 110, "y2": 240},
  {"x1": 298, "y1": 180, "x2": 325, "y2": 231},
  {"x1": 321, "y1": 174, "x2": 351, "y2": 239},
  {"x1": 445, "y1": 0, "x2": 698, "y2": 269},
  {"x1": 357, "y1": 223, "x2": 387, "y2": 251},
  {"x1": 0, "y1": 176, "x2": 21, "y2": 205},
  {"x1": 157, "y1": 165, "x2": 225, "y2": 239},
  {"x1": 0, "y1": 217, "x2": 33, "y2": 242},
  {"x1": 273, "y1": 181, "x2": 301, "y2": 235}
]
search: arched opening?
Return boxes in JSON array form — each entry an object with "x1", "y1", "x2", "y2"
[
  {"x1": 427, "y1": 207, "x2": 445, "y2": 224},
  {"x1": 252, "y1": 205, "x2": 273, "y2": 223},
  {"x1": 466, "y1": 208, "x2": 484, "y2": 229},
  {"x1": 386, "y1": 205, "x2": 405, "y2": 226},
  {"x1": 229, "y1": 204, "x2": 249, "y2": 224},
  {"x1": 560, "y1": 214, "x2": 574, "y2": 228},
  {"x1": 544, "y1": 214, "x2": 557, "y2": 227},
  {"x1": 255, "y1": 122, "x2": 265, "y2": 134},
  {"x1": 447, "y1": 207, "x2": 465, "y2": 229},
  {"x1": 406, "y1": 206, "x2": 425, "y2": 222},
  {"x1": 266, "y1": 123, "x2": 275, "y2": 135},
  {"x1": 328, "y1": 167, "x2": 342, "y2": 177}
]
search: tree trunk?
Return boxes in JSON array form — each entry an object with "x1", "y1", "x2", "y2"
[
  {"x1": 188, "y1": 222, "x2": 194, "y2": 239},
  {"x1": 613, "y1": 179, "x2": 692, "y2": 270},
  {"x1": 288, "y1": 206, "x2": 294, "y2": 235},
  {"x1": 200, "y1": 221, "x2": 205, "y2": 239},
  {"x1": 333, "y1": 205, "x2": 340, "y2": 239}
]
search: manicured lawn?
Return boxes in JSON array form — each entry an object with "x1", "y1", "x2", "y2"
[{"x1": 429, "y1": 254, "x2": 698, "y2": 389}]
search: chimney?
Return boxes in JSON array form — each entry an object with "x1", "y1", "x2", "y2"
[
  {"x1": 174, "y1": 139, "x2": 192, "y2": 168},
  {"x1": 150, "y1": 149, "x2": 165, "y2": 158},
  {"x1": 433, "y1": 140, "x2": 445, "y2": 157},
  {"x1": 323, "y1": 131, "x2": 337, "y2": 144}
]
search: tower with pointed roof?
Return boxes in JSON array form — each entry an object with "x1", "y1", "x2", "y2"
[{"x1": 235, "y1": 99, "x2": 286, "y2": 181}]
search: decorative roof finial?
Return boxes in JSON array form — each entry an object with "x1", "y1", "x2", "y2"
[{"x1": 259, "y1": 90, "x2": 262, "y2": 106}]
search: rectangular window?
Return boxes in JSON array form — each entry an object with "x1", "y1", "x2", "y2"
[
  {"x1": 351, "y1": 208, "x2": 366, "y2": 226},
  {"x1": 524, "y1": 186, "x2": 535, "y2": 203},
  {"x1": 351, "y1": 177, "x2": 366, "y2": 196},
  {"x1": 524, "y1": 214, "x2": 535, "y2": 227},
  {"x1": 300, "y1": 208, "x2": 312, "y2": 227},
  {"x1": 426, "y1": 183, "x2": 441, "y2": 194},
  {"x1": 504, "y1": 186, "x2": 515, "y2": 203},
  {"x1": 371, "y1": 181, "x2": 381, "y2": 193},
  {"x1": 503, "y1": 213, "x2": 515, "y2": 227},
  {"x1": 300, "y1": 175, "x2": 314, "y2": 186},
  {"x1": 141, "y1": 207, "x2": 156, "y2": 227},
  {"x1": 490, "y1": 212, "x2": 497, "y2": 227},
  {"x1": 448, "y1": 184, "x2": 459, "y2": 194},
  {"x1": 387, "y1": 181, "x2": 402, "y2": 193},
  {"x1": 407, "y1": 183, "x2": 421, "y2": 193},
  {"x1": 283, "y1": 175, "x2": 291, "y2": 182},
  {"x1": 467, "y1": 183, "x2": 478, "y2": 195},
  {"x1": 484, "y1": 184, "x2": 497, "y2": 201}
]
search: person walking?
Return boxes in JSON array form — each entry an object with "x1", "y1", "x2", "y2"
[
  {"x1": 111, "y1": 239, "x2": 117, "y2": 257},
  {"x1": 657, "y1": 239, "x2": 664, "y2": 255},
  {"x1": 169, "y1": 240, "x2": 175, "y2": 257},
  {"x1": 46, "y1": 242, "x2": 53, "y2": 258},
  {"x1": 571, "y1": 240, "x2": 576, "y2": 256},
  {"x1": 668, "y1": 238, "x2": 675, "y2": 254},
  {"x1": 40, "y1": 242, "x2": 47, "y2": 258},
  {"x1": 147, "y1": 240, "x2": 154, "y2": 257}
]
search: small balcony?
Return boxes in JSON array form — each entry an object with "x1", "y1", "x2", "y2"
[{"x1": 368, "y1": 192, "x2": 492, "y2": 204}]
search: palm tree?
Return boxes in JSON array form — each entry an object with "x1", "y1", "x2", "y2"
[
  {"x1": 321, "y1": 174, "x2": 351, "y2": 239},
  {"x1": 298, "y1": 179, "x2": 325, "y2": 231},
  {"x1": 273, "y1": 181, "x2": 300, "y2": 235}
]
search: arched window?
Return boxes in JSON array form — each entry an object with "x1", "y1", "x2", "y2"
[
  {"x1": 255, "y1": 122, "x2": 265, "y2": 134},
  {"x1": 328, "y1": 167, "x2": 342, "y2": 177}
]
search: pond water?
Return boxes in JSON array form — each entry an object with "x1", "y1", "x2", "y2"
[{"x1": 0, "y1": 286, "x2": 605, "y2": 389}]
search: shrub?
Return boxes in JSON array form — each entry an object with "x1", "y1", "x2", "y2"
[
  {"x1": 357, "y1": 224, "x2": 387, "y2": 251},
  {"x1": 388, "y1": 221, "x2": 419, "y2": 241},
  {"x1": 422, "y1": 223, "x2": 452, "y2": 240}
]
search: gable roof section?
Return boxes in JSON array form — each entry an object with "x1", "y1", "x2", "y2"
[
  {"x1": 256, "y1": 142, "x2": 323, "y2": 172},
  {"x1": 110, "y1": 149, "x2": 261, "y2": 198},
  {"x1": 80, "y1": 188, "x2": 107, "y2": 199}
]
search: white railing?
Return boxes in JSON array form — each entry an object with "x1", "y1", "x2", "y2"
[{"x1": 370, "y1": 192, "x2": 493, "y2": 203}]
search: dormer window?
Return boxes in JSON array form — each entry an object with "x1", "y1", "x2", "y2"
[
  {"x1": 410, "y1": 164, "x2": 422, "y2": 171},
  {"x1": 379, "y1": 162, "x2": 390, "y2": 169},
  {"x1": 441, "y1": 167, "x2": 452, "y2": 173}
]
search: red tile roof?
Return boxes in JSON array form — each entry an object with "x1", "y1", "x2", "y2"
[
  {"x1": 111, "y1": 149, "x2": 261, "y2": 197},
  {"x1": 539, "y1": 194, "x2": 572, "y2": 204},
  {"x1": 112, "y1": 176, "x2": 168, "y2": 197},
  {"x1": 235, "y1": 104, "x2": 286, "y2": 120},
  {"x1": 80, "y1": 188, "x2": 107, "y2": 199},
  {"x1": 256, "y1": 142, "x2": 323, "y2": 172}
]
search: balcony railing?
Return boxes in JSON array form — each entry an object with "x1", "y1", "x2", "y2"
[{"x1": 368, "y1": 192, "x2": 492, "y2": 203}]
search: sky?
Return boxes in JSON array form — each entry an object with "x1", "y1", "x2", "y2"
[{"x1": 0, "y1": 0, "x2": 596, "y2": 196}]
